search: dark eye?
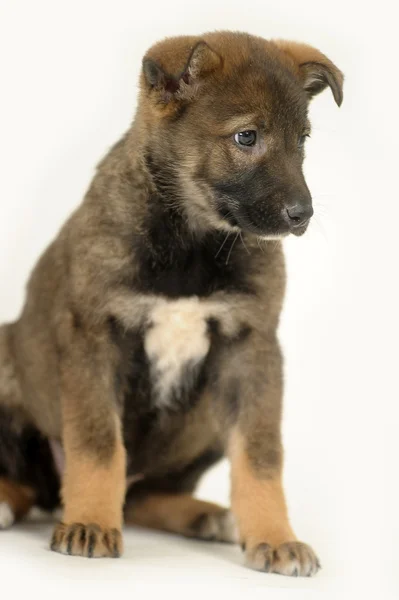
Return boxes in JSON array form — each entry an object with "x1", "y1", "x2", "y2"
[
  {"x1": 298, "y1": 133, "x2": 310, "y2": 148},
  {"x1": 234, "y1": 130, "x2": 257, "y2": 147}
]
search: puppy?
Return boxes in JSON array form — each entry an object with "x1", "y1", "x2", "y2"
[{"x1": 0, "y1": 31, "x2": 343, "y2": 575}]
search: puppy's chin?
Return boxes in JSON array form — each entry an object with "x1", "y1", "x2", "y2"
[
  {"x1": 216, "y1": 221, "x2": 288, "y2": 240},
  {"x1": 215, "y1": 215, "x2": 288, "y2": 239},
  {"x1": 257, "y1": 233, "x2": 287, "y2": 241},
  {"x1": 231, "y1": 211, "x2": 290, "y2": 240},
  {"x1": 257, "y1": 226, "x2": 309, "y2": 240},
  {"x1": 289, "y1": 223, "x2": 310, "y2": 237}
]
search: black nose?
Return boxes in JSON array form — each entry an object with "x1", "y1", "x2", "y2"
[{"x1": 285, "y1": 204, "x2": 314, "y2": 228}]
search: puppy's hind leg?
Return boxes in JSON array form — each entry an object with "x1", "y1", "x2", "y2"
[
  {"x1": 125, "y1": 493, "x2": 237, "y2": 543},
  {"x1": 0, "y1": 324, "x2": 23, "y2": 411},
  {"x1": 0, "y1": 325, "x2": 35, "y2": 529},
  {"x1": 0, "y1": 478, "x2": 36, "y2": 529}
]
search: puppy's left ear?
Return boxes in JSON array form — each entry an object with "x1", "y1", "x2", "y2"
[{"x1": 273, "y1": 40, "x2": 344, "y2": 106}]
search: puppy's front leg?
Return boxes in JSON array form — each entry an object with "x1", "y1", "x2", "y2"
[
  {"x1": 50, "y1": 320, "x2": 126, "y2": 558},
  {"x1": 223, "y1": 334, "x2": 320, "y2": 576}
]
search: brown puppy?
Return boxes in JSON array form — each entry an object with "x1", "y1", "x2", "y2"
[{"x1": 0, "y1": 31, "x2": 342, "y2": 575}]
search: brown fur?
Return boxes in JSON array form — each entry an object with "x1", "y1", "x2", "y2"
[
  {"x1": 0, "y1": 478, "x2": 35, "y2": 520},
  {"x1": 0, "y1": 31, "x2": 342, "y2": 574},
  {"x1": 60, "y1": 417, "x2": 126, "y2": 528},
  {"x1": 126, "y1": 493, "x2": 236, "y2": 542},
  {"x1": 229, "y1": 428, "x2": 294, "y2": 548}
]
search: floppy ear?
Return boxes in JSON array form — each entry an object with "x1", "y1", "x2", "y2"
[
  {"x1": 142, "y1": 38, "x2": 222, "y2": 104},
  {"x1": 273, "y1": 40, "x2": 344, "y2": 106}
]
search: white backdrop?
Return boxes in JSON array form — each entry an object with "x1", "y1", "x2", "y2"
[{"x1": 0, "y1": 1, "x2": 397, "y2": 598}]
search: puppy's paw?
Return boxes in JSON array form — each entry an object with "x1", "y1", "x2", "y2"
[
  {"x1": 188, "y1": 509, "x2": 238, "y2": 543},
  {"x1": 50, "y1": 522, "x2": 123, "y2": 558},
  {"x1": 272, "y1": 541, "x2": 320, "y2": 577},
  {"x1": 245, "y1": 541, "x2": 320, "y2": 577},
  {"x1": 0, "y1": 502, "x2": 15, "y2": 530}
]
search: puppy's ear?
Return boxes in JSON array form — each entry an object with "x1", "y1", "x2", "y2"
[
  {"x1": 273, "y1": 40, "x2": 344, "y2": 106},
  {"x1": 142, "y1": 39, "x2": 222, "y2": 104}
]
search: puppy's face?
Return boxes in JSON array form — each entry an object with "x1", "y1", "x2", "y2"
[{"x1": 141, "y1": 33, "x2": 343, "y2": 238}]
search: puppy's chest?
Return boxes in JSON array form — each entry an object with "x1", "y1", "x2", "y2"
[
  {"x1": 143, "y1": 297, "x2": 214, "y2": 409},
  {"x1": 122, "y1": 228, "x2": 252, "y2": 410}
]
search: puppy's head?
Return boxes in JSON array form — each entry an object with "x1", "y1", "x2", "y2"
[{"x1": 139, "y1": 32, "x2": 343, "y2": 238}]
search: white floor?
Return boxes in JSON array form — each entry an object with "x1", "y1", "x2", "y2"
[
  {"x1": 0, "y1": 515, "x2": 328, "y2": 599},
  {"x1": 1, "y1": 460, "x2": 396, "y2": 600}
]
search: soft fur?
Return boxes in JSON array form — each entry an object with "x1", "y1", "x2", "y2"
[{"x1": 0, "y1": 31, "x2": 342, "y2": 575}]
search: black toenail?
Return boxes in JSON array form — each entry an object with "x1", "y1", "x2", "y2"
[
  {"x1": 80, "y1": 527, "x2": 86, "y2": 546},
  {"x1": 66, "y1": 526, "x2": 78, "y2": 555},
  {"x1": 87, "y1": 532, "x2": 96, "y2": 558}
]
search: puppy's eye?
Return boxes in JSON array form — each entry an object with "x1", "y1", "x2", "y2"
[
  {"x1": 298, "y1": 133, "x2": 310, "y2": 148},
  {"x1": 234, "y1": 130, "x2": 257, "y2": 147}
]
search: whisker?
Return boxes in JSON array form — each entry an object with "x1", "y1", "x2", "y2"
[
  {"x1": 239, "y1": 232, "x2": 250, "y2": 255},
  {"x1": 258, "y1": 237, "x2": 268, "y2": 254},
  {"x1": 226, "y1": 231, "x2": 240, "y2": 265},
  {"x1": 215, "y1": 231, "x2": 231, "y2": 258},
  {"x1": 311, "y1": 214, "x2": 328, "y2": 243}
]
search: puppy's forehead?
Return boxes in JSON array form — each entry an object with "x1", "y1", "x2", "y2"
[{"x1": 203, "y1": 57, "x2": 308, "y2": 130}]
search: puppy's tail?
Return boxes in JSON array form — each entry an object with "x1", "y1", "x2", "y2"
[{"x1": 0, "y1": 323, "x2": 22, "y2": 408}]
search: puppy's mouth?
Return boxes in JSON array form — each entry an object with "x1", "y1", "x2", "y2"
[
  {"x1": 216, "y1": 205, "x2": 290, "y2": 239},
  {"x1": 286, "y1": 222, "x2": 310, "y2": 237},
  {"x1": 216, "y1": 203, "x2": 311, "y2": 239}
]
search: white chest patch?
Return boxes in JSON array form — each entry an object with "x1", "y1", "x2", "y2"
[{"x1": 144, "y1": 297, "x2": 211, "y2": 407}]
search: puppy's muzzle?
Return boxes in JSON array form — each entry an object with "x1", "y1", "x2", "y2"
[{"x1": 283, "y1": 201, "x2": 314, "y2": 230}]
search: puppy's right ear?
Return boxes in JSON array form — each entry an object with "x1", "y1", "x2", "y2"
[{"x1": 142, "y1": 38, "x2": 222, "y2": 105}]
